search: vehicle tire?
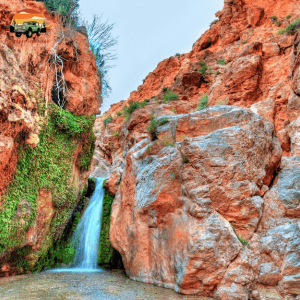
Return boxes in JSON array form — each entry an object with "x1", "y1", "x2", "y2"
[
  {"x1": 37, "y1": 29, "x2": 41, "y2": 36},
  {"x1": 10, "y1": 26, "x2": 14, "y2": 33},
  {"x1": 26, "y1": 30, "x2": 32, "y2": 38},
  {"x1": 15, "y1": 32, "x2": 22, "y2": 37}
]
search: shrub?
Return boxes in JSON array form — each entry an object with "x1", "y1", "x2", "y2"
[
  {"x1": 197, "y1": 62, "x2": 207, "y2": 75},
  {"x1": 122, "y1": 100, "x2": 148, "y2": 121},
  {"x1": 162, "y1": 87, "x2": 168, "y2": 93},
  {"x1": 116, "y1": 111, "x2": 122, "y2": 117},
  {"x1": 217, "y1": 59, "x2": 227, "y2": 65},
  {"x1": 278, "y1": 18, "x2": 300, "y2": 35},
  {"x1": 181, "y1": 153, "x2": 189, "y2": 164},
  {"x1": 159, "y1": 118, "x2": 169, "y2": 125},
  {"x1": 210, "y1": 19, "x2": 218, "y2": 27},
  {"x1": 242, "y1": 39, "x2": 248, "y2": 44},
  {"x1": 144, "y1": 98, "x2": 150, "y2": 103},
  {"x1": 175, "y1": 53, "x2": 181, "y2": 57},
  {"x1": 103, "y1": 115, "x2": 113, "y2": 126},
  {"x1": 270, "y1": 15, "x2": 278, "y2": 21},
  {"x1": 113, "y1": 131, "x2": 118, "y2": 137},
  {"x1": 147, "y1": 114, "x2": 158, "y2": 134},
  {"x1": 276, "y1": 20, "x2": 281, "y2": 27},
  {"x1": 216, "y1": 71, "x2": 220, "y2": 75},
  {"x1": 286, "y1": 14, "x2": 292, "y2": 20},
  {"x1": 197, "y1": 94, "x2": 209, "y2": 110},
  {"x1": 163, "y1": 90, "x2": 179, "y2": 103},
  {"x1": 171, "y1": 107, "x2": 177, "y2": 114},
  {"x1": 208, "y1": 37, "x2": 212, "y2": 42}
]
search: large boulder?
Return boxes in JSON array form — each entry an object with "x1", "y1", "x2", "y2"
[{"x1": 110, "y1": 106, "x2": 282, "y2": 296}]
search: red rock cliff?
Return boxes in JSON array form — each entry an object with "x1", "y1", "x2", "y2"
[{"x1": 93, "y1": 0, "x2": 300, "y2": 298}]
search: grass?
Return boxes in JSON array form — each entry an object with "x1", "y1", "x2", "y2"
[
  {"x1": 147, "y1": 114, "x2": 158, "y2": 135},
  {"x1": 103, "y1": 115, "x2": 113, "y2": 126},
  {"x1": 197, "y1": 94, "x2": 209, "y2": 110},
  {"x1": 181, "y1": 153, "x2": 189, "y2": 164},
  {"x1": 162, "y1": 90, "x2": 179, "y2": 103},
  {"x1": 113, "y1": 131, "x2": 118, "y2": 137},
  {"x1": 278, "y1": 18, "x2": 300, "y2": 35},
  {"x1": 171, "y1": 107, "x2": 177, "y2": 114},
  {"x1": 270, "y1": 15, "x2": 278, "y2": 21},
  {"x1": 216, "y1": 99, "x2": 228, "y2": 105},
  {"x1": 242, "y1": 39, "x2": 248, "y2": 44},
  {"x1": 197, "y1": 62, "x2": 207, "y2": 75},
  {"x1": 160, "y1": 133, "x2": 175, "y2": 147},
  {"x1": 217, "y1": 59, "x2": 227, "y2": 65},
  {"x1": 210, "y1": 19, "x2": 218, "y2": 27},
  {"x1": 232, "y1": 223, "x2": 250, "y2": 249},
  {"x1": 122, "y1": 100, "x2": 148, "y2": 121}
]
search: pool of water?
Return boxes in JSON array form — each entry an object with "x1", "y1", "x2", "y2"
[{"x1": 0, "y1": 269, "x2": 214, "y2": 300}]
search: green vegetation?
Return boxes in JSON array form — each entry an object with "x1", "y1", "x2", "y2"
[
  {"x1": 181, "y1": 153, "x2": 189, "y2": 164},
  {"x1": 122, "y1": 100, "x2": 148, "y2": 121},
  {"x1": 162, "y1": 87, "x2": 168, "y2": 93},
  {"x1": 208, "y1": 37, "x2": 212, "y2": 42},
  {"x1": 160, "y1": 134, "x2": 175, "y2": 147},
  {"x1": 276, "y1": 20, "x2": 281, "y2": 27},
  {"x1": 286, "y1": 14, "x2": 292, "y2": 20},
  {"x1": 103, "y1": 115, "x2": 113, "y2": 126},
  {"x1": 278, "y1": 18, "x2": 300, "y2": 35},
  {"x1": 270, "y1": 15, "x2": 278, "y2": 21},
  {"x1": 231, "y1": 223, "x2": 250, "y2": 249},
  {"x1": 159, "y1": 118, "x2": 169, "y2": 125},
  {"x1": 210, "y1": 19, "x2": 218, "y2": 27},
  {"x1": 198, "y1": 62, "x2": 207, "y2": 75},
  {"x1": 0, "y1": 102, "x2": 95, "y2": 270},
  {"x1": 216, "y1": 71, "x2": 220, "y2": 75},
  {"x1": 116, "y1": 111, "x2": 122, "y2": 117},
  {"x1": 242, "y1": 39, "x2": 248, "y2": 44},
  {"x1": 162, "y1": 90, "x2": 179, "y2": 103},
  {"x1": 147, "y1": 114, "x2": 158, "y2": 135},
  {"x1": 217, "y1": 59, "x2": 227, "y2": 65},
  {"x1": 197, "y1": 94, "x2": 209, "y2": 110},
  {"x1": 113, "y1": 131, "x2": 118, "y2": 137},
  {"x1": 216, "y1": 99, "x2": 228, "y2": 105},
  {"x1": 98, "y1": 190, "x2": 114, "y2": 267},
  {"x1": 171, "y1": 107, "x2": 177, "y2": 114}
]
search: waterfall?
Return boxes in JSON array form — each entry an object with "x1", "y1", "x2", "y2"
[
  {"x1": 48, "y1": 177, "x2": 105, "y2": 273},
  {"x1": 71, "y1": 177, "x2": 105, "y2": 269}
]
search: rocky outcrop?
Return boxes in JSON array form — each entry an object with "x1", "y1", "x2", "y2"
[
  {"x1": 0, "y1": 0, "x2": 100, "y2": 276},
  {"x1": 90, "y1": 0, "x2": 300, "y2": 298}
]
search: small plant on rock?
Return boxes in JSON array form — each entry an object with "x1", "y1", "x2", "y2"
[
  {"x1": 276, "y1": 19, "x2": 281, "y2": 27},
  {"x1": 171, "y1": 107, "x2": 177, "y2": 114},
  {"x1": 162, "y1": 87, "x2": 168, "y2": 93},
  {"x1": 103, "y1": 115, "x2": 113, "y2": 126},
  {"x1": 232, "y1": 222, "x2": 250, "y2": 250},
  {"x1": 217, "y1": 59, "x2": 227, "y2": 65},
  {"x1": 208, "y1": 37, "x2": 212, "y2": 42},
  {"x1": 122, "y1": 100, "x2": 148, "y2": 121},
  {"x1": 270, "y1": 15, "x2": 278, "y2": 21},
  {"x1": 181, "y1": 153, "x2": 189, "y2": 164},
  {"x1": 147, "y1": 113, "x2": 158, "y2": 138},
  {"x1": 116, "y1": 111, "x2": 122, "y2": 117},
  {"x1": 197, "y1": 61, "x2": 207, "y2": 75},
  {"x1": 216, "y1": 99, "x2": 228, "y2": 105},
  {"x1": 113, "y1": 131, "x2": 118, "y2": 137},
  {"x1": 286, "y1": 14, "x2": 292, "y2": 20},
  {"x1": 159, "y1": 118, "x2": 169, "y2": 125},
  {"x1": 163, "y1": 90, "x2": 179, "y2": 103},
  {"x1": 242, "y1": 39, "x2": 248, "y2": 44},
  {"x1": 197, "y1": 94, "x2": 209, "y2": 110},
  {"x1": 278, "y1": 18, "x2": 300, "y2": 35},
  {"x1": 210, "y1": 19, "x2": 218, "y2": 27}
]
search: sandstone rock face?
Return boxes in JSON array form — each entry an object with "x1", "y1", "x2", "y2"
[
  {"x1": 92, "y1": 0, "x2": 300, "y2": 298},
  {"x1": 109, "y1": 106, "x2": 282, "y2": 297}
]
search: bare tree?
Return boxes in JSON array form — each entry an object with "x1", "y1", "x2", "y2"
[{"x1": 80, "y1": 15, "x2": 118, "y2": 98}]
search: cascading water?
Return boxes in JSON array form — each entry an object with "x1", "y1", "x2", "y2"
[{"x1": 49, "y1": 177, "x2": 105, "y2": 273}]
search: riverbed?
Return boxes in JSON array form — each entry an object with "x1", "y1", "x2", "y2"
[{"x1": 0, "y1": 269, "x2": 214, "y2": 300}]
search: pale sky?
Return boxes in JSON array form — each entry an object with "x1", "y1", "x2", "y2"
[{"x1": 79, "y1": 0, "x2": 224, "y2": 114}]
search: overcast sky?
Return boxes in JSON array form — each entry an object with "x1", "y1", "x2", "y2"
[{"x1": 79, "y1": 0, "x2": 224, "y2": 114}]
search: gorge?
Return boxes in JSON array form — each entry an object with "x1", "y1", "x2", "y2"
[{"x1": 1, "y1": 0, "x2": 300, "y2": 299}]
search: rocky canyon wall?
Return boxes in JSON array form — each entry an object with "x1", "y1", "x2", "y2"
[
  {"x1": 92, "y1": 0, "x2": 300, "y2": 299},
  {"x1": 0, "y1": 0, "x2": 101, "y2": 276}
]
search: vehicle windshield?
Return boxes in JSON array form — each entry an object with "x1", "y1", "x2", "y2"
[{"x1": 23, "y1": 22, "x2": 36, "y2": 25}]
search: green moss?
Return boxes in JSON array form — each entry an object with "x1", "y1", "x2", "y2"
[
  {"x1": 98, "y1": 190, "x2": 114, "y2": 267},
  {"x1": 77, "y1": 128, "x2": 96, "y2": 171},
  {"x1": 0, "y1": 102, "x2": 95, "y2": 271}
]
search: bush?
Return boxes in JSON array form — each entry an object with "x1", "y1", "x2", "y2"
[
  {"x1": 116, "y1": 111, "x2": 122, "y2": 117},
  {"x1": 147, "y1": 114, "x2": 158, "y2": 135},
  {"x1": 122, "y1": 100, "x2": 148, "y2": 121},
  {"x1": 197, "y1": 62, "x2": 207, "y2": 75},
  {"x1": 286, "y1": 14, "x2": 292, "y2": 20},
  {"x1": 103, "y1": 115, "x2": 113, "y2": 126},
  {"x1": 197, "y1": 94, "x2": 209, "y2": 110},
  {"x1": 232, "y1": 222, "x2": 250, "y2": 249},
  {"x1": 276, "y1": 20, "x2": 281, "y2": 27},
  {"x1": 181, "y1": 153, "x2": 189, "y2": 164},
  {"x1": 270, "y1": 15, "x2": 278, "y2": 21},
  {"x1": 217, "y1": 59, "x2": 227, "y2": 65},
  {"x1": 278, "y1": 18, "x2": 300, "y2": 35},
  {"x1": 159, "y1": 118, "x2": 169, "y2": 125},
  {"x1": 210, "y1": 19, "x2": 218, "y2": 27},
  {"x1": 162, "y1": 90, "x2": 179, "y2": 103},
  {"x1": 162, "y1": 87, "x2": 168, "y2": 93},
  {"x1": 113, "y1": 131, "x2": 118, "y2": 137},
  {"x1": 215, "y1": 71, "x2": 220, "y2": 75}
]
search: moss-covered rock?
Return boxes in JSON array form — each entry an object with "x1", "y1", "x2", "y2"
[{"x1": 0, "y1": 103, "x2": 95, "y2": 275}]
